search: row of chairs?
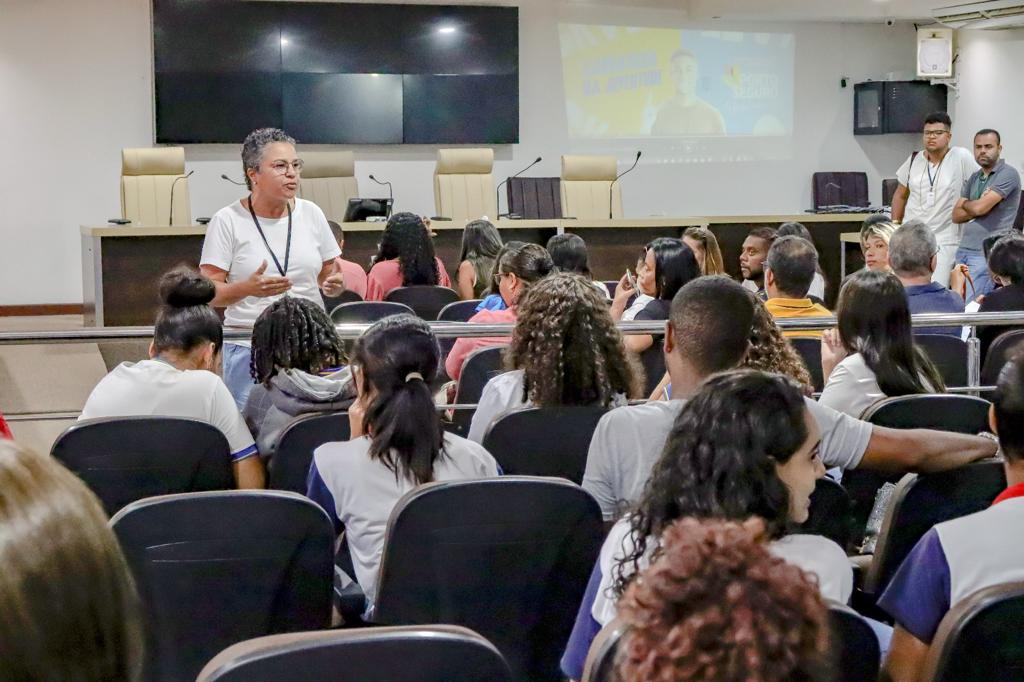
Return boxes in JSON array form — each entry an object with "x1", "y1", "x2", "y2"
[{"x1": 326, "y1": 287, "x2": 473, "y2": 323}]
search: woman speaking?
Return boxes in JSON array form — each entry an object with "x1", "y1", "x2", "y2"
[{"x1": 200, "y1": 128, "x2": 345, "y2": 408}]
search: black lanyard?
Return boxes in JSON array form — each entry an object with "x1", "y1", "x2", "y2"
[
  {"x1": 924, "y1": 152, "x2": 947, "y2": 192},
  {"x1": 247, "y1": 195, "x2": 292, "y2": 277}
]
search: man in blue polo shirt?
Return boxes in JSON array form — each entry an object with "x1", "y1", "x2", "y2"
[
  {"x1": 889, "y1": 219, "x2": 964, "y2": 337},
  {"x1": 879, "y1": 351, "x2": 1024, "y2": 681},
  {"x1": 953, "y1": 129, "x2": 1022, "y2": 299}
]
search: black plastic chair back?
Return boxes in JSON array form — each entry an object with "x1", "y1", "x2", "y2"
[
  {"x1": 828, "y1": 602, "x2": 881, "y2": 682},
  {"x1": 385, "y1": 286, "x2": 460, "y2": 320},
  {"x1": 322, "y1": 289, "x2": 363, "y2": 315},
  {"x1": 375, "y1": 477, "x2": 604, "y2": 682},
  {"x1": 330, "y1": 301, "x2": 414, "y2": 325},
  {"x1": 581, "y1": 619, "x2": 626, "y2": 682},
  {"x1": 270, "y1": 412, "x2": 351, "y2": 493},
  {"x1": 789, "y1": 336, "x2": 824, "y2": 391},
  {"x1": 639, "y1": 344, "x2": 665, "y2": 396},
  {"x1": 51, "y1": 416, "x2": 233, "y2": 516},
  {"x1": 437, "y1": 299, "x2": 483, "y2": 322},
  {"x1": 923, "y1": 581, "x2": 1024, "y2": 682},
  {"x1": 981, "y1": 329, "x2": 1024, "y2": 386},
  {"x1": 197, "y1": 625, "x2": 513, "y2": 682},
  {"x1": 450, "y1": 345, "x2": 508, "y2": 436},
  {"x1": 797, "y1": 477, "x2": 855, "y2": 551},
  {"x1": 482, "y1": 406, "x2": 608, "y2": 484},
  {"x1": 916, "y1": 335, "x2": 969, "y2": 388},
  {"x1": 846, "y1": 394, "x2": 992, "y2": 543},
  {"x1": 111, "y1": 490, "x2": 334, "y2": 682},
  {"x1": 863, "y1": 460, "x2": 1006, "y2": 597}
]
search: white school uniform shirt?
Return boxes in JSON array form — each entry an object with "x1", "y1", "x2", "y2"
[
  {"x1": 896, "y1": 147, "x2": 979, "y2": 246},
  {"x1": 200, "y1": 198, "x2": 341, "y2": 334},
  {"x1": 79, "y1": 359, "x2": 257, "y2": 461},
  {"x1": 819, "y1": 352, "x2": 936, "y2": 419}
]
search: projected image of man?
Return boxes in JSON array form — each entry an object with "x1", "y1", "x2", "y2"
[{"x1": 650, "y1": 49, "x2": 726, "y2": 137}]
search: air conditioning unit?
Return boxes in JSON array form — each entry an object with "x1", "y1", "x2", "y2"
[{"x1": 934, "y1": 1, "x2": 1024, "y2": 29}]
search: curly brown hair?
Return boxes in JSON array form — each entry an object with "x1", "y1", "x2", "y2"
[
  {"x1": 741, "y1": 296, "x2": 814, "y2": 394},
  {"x1": 509, "y1": 272, "x2": 642, "y2": 406},
  {"x1": 617, "y1": 517, "x2": 828, "y2": 682}
]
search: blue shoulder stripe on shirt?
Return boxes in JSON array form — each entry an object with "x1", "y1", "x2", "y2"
[{"x1": 230, "y1": 444, "x2": 259, "y2": 462}]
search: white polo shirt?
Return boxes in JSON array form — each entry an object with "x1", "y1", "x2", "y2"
[
  {"x1": 896, "y1": 147, "x2": 978, "y2": 246},
  {"x1": 80, "y1": 359, "x2": 257, "y2": 461}
]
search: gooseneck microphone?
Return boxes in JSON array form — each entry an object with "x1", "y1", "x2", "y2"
[
  {"x1": 496, "y1": 156, "x2": 543, "y2": 219},
  {"x1": 609, "y1": 151, "x2": 642, "y2": 219},
  {"x1": 368, "y1": 174, "x2": 394, "y2": 217},
  {"x1": 220, "y1": 174, "x2": 246, "y2": 186},
  {"x1": 168, "y1": 170, "x2": 194, "y2": 225}
]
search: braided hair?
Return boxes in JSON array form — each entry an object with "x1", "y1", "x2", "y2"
[{"x1": 249, "y1": 296, "x2": 346, "y2": 385}]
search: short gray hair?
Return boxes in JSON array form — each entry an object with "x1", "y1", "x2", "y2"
[
  {"x1": 889, "y1": 219, "x2": 937, "y2": 277},
  {"x1": 241, "y1": 128, "x2": 296, "y2": 190}
]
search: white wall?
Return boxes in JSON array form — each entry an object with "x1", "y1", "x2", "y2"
[{"x1": 0, "y1": 0, "x2": 919, "y2": 305}]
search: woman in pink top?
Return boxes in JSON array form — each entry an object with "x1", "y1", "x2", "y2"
[
  {"x1": 445, "y1": 242, "x2": 553, "y2": 380},
  {"x1": 327, "y1": 221, "x2": 368, "y2": 299},
  {"x1": 365, "y1": 213, "x2": 451, "y2": 301}
]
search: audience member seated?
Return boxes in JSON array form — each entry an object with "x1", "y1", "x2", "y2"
[
  {"x1": 581, "y1": 276, "x2": 994, "y2": 523},
  {"x1": 764, "y1": 235, "x2": 833, "y2": 338},
  {"x1": 879, "y1": 350, "x2": 1024, "y2": 681},
  {"x1": 545, "y1": 233, "x2": 609, "y2": 299},
  {"x1": 820, "y1": 270, "x2": 945, "y2": 418},
  {"x1": 467, "y1": 272, "x2": 641, "y2": 442},
  {"x1": 978, "y1": 234, "x2": 1024, "y2": 359},
  {"x1": 681, "y1": 225, "x2": 726, "y2": 276},
  {"x1": 455, "y1": 219, "x2": 502, "y2": 300},
  {"x1": 562, "y1": 371, "x2": 851, "y2": 680},
  {"x1": 740, "y1": 226, "x2": 777, "y2": 299},
  {"x1": 445, "y1": 243, "x2": 553, "y2": 381},
  {"x1": 778, "y1": 221, "x2": 827, "y2": 300},
  {"x1": 860, "y1": 217, "x2": 897, "y2": 272},
  {"x1": 243, "y1": 296, "x2": 353, "y2": 458},
  {"x1": 616, "y1": 518, "x2": 829, "y2": 682},
  {"x1": 365, "y1": 212, "x2": 451, "y2": 301},
  {"x1": 326, "y1": 221, "x2": 368, "y2": 299},
  {"x1": 80, "y1": 267, "x2": 265, "y2": 488},
  {"x1": 610, "y1": 237, "x2": 700, "y2": 354},
  {"x1": 0, "y1": 439, "x2": 142, "y2": 680},
  {"x1": 307, "y1": 315, "x2": 499, "y2": 618},
  {"x1": 889, "y1": 219, "x2": 965, "y2": 337}
]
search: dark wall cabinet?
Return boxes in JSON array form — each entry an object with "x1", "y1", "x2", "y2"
[{"x1": 854, "y1": 81, "x2": 947, "y2": 135}]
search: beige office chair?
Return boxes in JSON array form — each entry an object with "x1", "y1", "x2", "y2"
[
  {"x1": 560, "y1": 155, "x2": 622, "y2": 220},
  {"x1": 121, "y1": 147, "x2": 191, "y2": 226},
  {"x1": 433, "y1": 148, "x2": 497, "y2": 220},
  {"x1": 298, "y1": 151, "x2": 359, "y2": 224}
]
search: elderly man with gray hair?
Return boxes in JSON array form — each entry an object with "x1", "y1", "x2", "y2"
[{"x1": 889, "y1": 219, "x2": 964, "y2": 337}]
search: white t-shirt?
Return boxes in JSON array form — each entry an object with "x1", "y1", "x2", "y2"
[
  {"x1": 896, "y1": 147, "x2": 979, "y2": 246},
  {"x1": 582, "y1": 397, "x2": 873, "y2": 520},
  {"x1": 819, "y1": 353, "x2": 936, "y2": 418},
  {"x1": 621, "y1": 294, "x2": 654, "y2": 321},
  {"x1": 79, "y1": 359, "x2": 257, "y2": 461},
  {"x1": 200, "y1": 198, "x2": 341, "y2": 330},
  {"x1": 309, "y1": 432, "x2": 499, "y2": 612},
  {"x1": 809, "y1": 272, "x2": 826, "y2": 300}
]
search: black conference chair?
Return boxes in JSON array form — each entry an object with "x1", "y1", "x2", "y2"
[
  {"x1": 639, "y1": 344, "x2": 666, "y2": 396},
  {"x1": 861, "y1": 460, "x2": 1006, "y2": 599},
  {"x1": 603, "y1": 281, "x2": 617, "y2": 298},
  {"x1": 796, "y1": 477, "x2": 856, "y2": 552},
  {"x1": 828, "y1": 602, "x2": 881, "y2": 682},
  {"x1": 981, "y1": 329, "x2": 1024, "y2": 386},
  {"x1": 51, "y1": 416, "x2": 233, "y2": 516},
  {"x1": 789, "y1": 336, "x2": 825, "y2": 392},
  {"x1": 845, "y1": 394, "x2": 992, "y2": 545},
  {"x1": 922, "y1": 581, "x2": 1024, "y2": 682},
  {"x1": 374, "y1": 477, "x2": 604, "y2": 682},
  {"x1": 197, "y1": 625, "x2": 513, "y2": 682},
  {"x1": 437, "y1": 299, "x2": 483, "y2": 322},
  {"x1": 916, "y1": 334, "x2": 969, "y2": 388},
  {"x1": 322, "y1": 289, "x2": 363, "y2": 316},
  {"x1": 449, "y1": 345, "x2": 508, "y2": 436},
  {"x1": 482, "y1": 406, "x2": 608, "y2": 484},
  {"x1": 111, "y1": 490, "x2": 334, "y2": 682},
  {"x1": 330, "y1": 300, "x2": 414, "y2": 325},
  {"x1": 270, "y1": 412, "x2": 351, "y2": 494},
  {"x1": 385, "y1": 286, "x2": 460, "y2": 320},
  {"x1": 581, "y1": 618, "x2": 626, "y2": 682}
]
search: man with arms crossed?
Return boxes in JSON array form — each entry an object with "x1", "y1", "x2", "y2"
[
  {"x1": 892, "y1": 113, "x2": 978, "y2": 286},
  {"x1": 952, "y1": 129, "x2": 1022, "y2": 299}
]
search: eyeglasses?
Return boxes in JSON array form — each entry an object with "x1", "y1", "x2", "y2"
[
  {"x1": 922, "y1": 130, "x2": 950, "y2": 138},
  {"x1": 268, "y1": 160, "x2": 304, "y2": 175},
  {"x1": 493, "y1": 271, "x2": 512, "y2": 287}
]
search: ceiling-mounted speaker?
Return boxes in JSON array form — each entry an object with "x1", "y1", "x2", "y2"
[{"x1": 917, "y1": 27, "x2": 954, "y2": 78}]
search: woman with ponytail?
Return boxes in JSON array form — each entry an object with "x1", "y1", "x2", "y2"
[
  {"x1": 80, "y1": 266, "x2": 265, "y2": 488},
  {"x1": 306, "y1": 314, "x2": 498, "y2": 616}
]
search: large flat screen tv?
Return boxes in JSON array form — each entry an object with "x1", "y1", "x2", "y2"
[{"x1": 153, "y1": 0, "x2": 519, "y2": 144}]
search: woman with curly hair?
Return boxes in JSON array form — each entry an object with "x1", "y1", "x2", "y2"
[
  {"x1": 616, "y1": 517, "x2": 828, "y2": 682},
  {"x1": 562, "y1": 371, "x2": 852, "y2": 680},
  {"x1": 682, "y1": 226, "x2": 725, "y2": 276},
  {"x1": 365, "y1": 212, "x2": 451, "y2": 300},
  {"x1": 467, "y1": 272, "x2": 642, "y2": 442}
]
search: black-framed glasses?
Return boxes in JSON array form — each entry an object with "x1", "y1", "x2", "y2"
[{"x1": 493, "y1": 271, "x2": 511, "y2": 287}]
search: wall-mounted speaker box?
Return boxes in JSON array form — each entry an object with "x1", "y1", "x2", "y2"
[{"x1": 918, "y1": 27, "x2": 955, "y2": 78}]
